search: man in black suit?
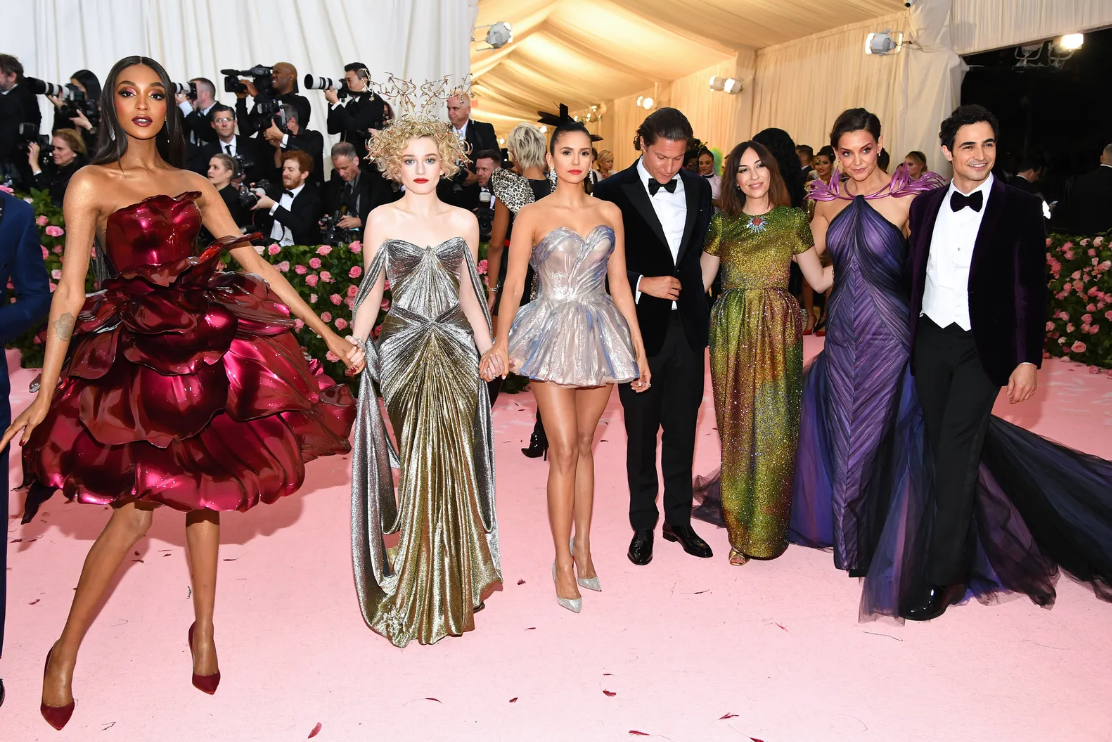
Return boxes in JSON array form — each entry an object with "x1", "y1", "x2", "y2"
[
  {"x1": 322, "y1": 142, "x2": 393, "y2": 240},
  {"x1": 904, "y1": 105, "x2": 1046, "y2": 621},
  {"x1": 252, "y1": 150, "x2": 323, "y2": 246},
  {"x1": 325, "y1": 63, "x2": 390, "y2": 165},
  {"x1": 441, "y1": 93, "x2": 497, "y2": 207},
  {"x1": 1009, "y1": 155, "x2": 1043, "y2": 196},
  {"x1": 188, "y1": 104, "x2": 271, "y2": 185},
  {"x1": 594, "y1": 108, "x2": 714, "y2": 566},
  {"x1": 1070, "y1": 144, "x2": 1112, "y2": 235},
  {"x1": 176, "y1": 76, "x2": 219, "y2": 151},
  {"x1": 235, "y1": 62, "x2": 311, "y2": 138},
  {"x1": 261, "y1": 104, "x2": 324, "y2": 188},
  {"x1": 0, "y1": 189, "x2": 53, "y2": 707},
  {"x1": 0, "y1": 54, "x2": 43, "y2": 189}
]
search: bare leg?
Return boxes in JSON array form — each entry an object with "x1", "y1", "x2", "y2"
[
  {"x1": 532, "y1": 381, "x2": 581, "y2": 601},
  {"x1": 185, "y1": 510, "x2": 220, "y2": 676},
  {"x1": 43, "y1": 502, "x2": 154, "y2": 708},
  {"x1": 802, "y1": 283, "x2": 815, "y2": 332},
  {"x1": 570, "y1": 385, "x2": 614, "y2": 580}
]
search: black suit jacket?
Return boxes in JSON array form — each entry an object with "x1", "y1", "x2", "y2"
[
  {"x1": 908, "y1": 177, "x2": 1047, "y2": 387},
  {"x1": 236, "y1": 91, "x2": 312, "y2": 138},
  {"x1": 593, "y1": 163, "x2": 713, "y2": 355},
  {"x1": 0, "y1": 82, "x2": 42, "y2": 159},
  {"x1": 190, "y1": 135, "x2": 272, "y2": 184},
  {"x1": 283, "y1": 128, "x2": 325, "y2": 187},
  {"x1": 323, "y1": 172, "x2": 393, "y2": 226},
  {"x1": 326, "y1": 92, "x2": 390, "y2": 162},
  {"x1": 1070, "y1": 165, "x2": 1112, "y2": 235},
  {"x1": 256, "y1": 183, "x2": 323, "y2": 246},
  {"x1": 183, "y1": 106, "x2": 218, "y2": 146}
]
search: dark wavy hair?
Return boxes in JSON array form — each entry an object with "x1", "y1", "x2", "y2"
[
  {"x1": 939, "y1": 104, "x2": 999, "y2": 152},
  {"x1": 719, "y1": 140, "x2": 791, "y2": 217},
  {"x1": 634, "y1": 107, "x2": 693, "y2": 150},
  {"x1": 815, "y1": 145, "x2": 836, "y2": 162},
  {"x1": 830, "y1": 108, "x2": 882, "y2": 151},
  {"x1": 90, "y1": 56, "x2": 186, "y2": 169},
  {"x1": 753, "y1": 127, "x2": 805, "y2": 208}
]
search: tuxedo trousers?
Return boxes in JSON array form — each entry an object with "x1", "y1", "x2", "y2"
[
  {"x1": 1, "y1": 392, "x2": 8, "y2": 655},
  {"x1": 914, "y1": 317, "x2": 1001, "y2": 585},
  {"x1": 620, "y1": 312, "x2": 705, "y2": 531}
]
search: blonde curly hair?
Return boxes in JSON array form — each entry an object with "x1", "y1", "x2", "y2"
[{"x1": 368, "y1": 118, "x2": 467, "y2": 182}]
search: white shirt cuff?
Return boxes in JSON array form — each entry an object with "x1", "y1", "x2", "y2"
[
  {"x1": 330, "y1": 101, "x2": 343, "y2": 110},
  {"x1": 280, "y1": 133, "x2": 289, "y2": 148},
  {"x1": 1019, "y1": 362, "x2": 1036, "y2": 367},
  {"x1": 634, "y1": 275, "x2": 642, "y2": 303},
  {"x1": 269, "y1": 203, "x2": 279, "y2": 216},
  {"x1": 178, "y1": 101, "x2": 192, "y2": 116}
]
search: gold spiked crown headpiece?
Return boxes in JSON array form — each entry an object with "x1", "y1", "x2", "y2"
[{"x1": 366, "y1": 74, "x2": 473, "y2": 180}]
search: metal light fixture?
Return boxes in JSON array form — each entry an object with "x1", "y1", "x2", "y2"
[
  {"x1": 709, "y1": 76, "x2": 742, "y2": 94},
  {"x1": 865, "y1": 30, "x2": 904, "y2": 55},
  {"x1": 473, "y1": 22, "x2": 513, "y2": 51},
  {"x1": 1058, "y1": 33, "x2": 1084, "y2": 51}
]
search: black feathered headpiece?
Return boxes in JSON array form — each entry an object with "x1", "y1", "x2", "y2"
[{"x1": 537, "y1": 104, "x2": 603, "y2": 142}]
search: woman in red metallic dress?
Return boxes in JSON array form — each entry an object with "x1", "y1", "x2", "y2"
[{"x1": 1, "y1": 57, "x2": 362, "y2": 730}]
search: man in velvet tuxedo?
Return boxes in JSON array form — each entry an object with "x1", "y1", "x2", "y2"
[
  {"x1": 594, "y1": 108, "x2": 714, "y2": 565},
  {"x1": 904, "y1": 105, "x2": 1047, "y2": 620}
]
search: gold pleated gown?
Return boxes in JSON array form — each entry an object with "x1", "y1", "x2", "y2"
[{"x1": 350, "y1": 237, "x2": 501, "y2": 647}]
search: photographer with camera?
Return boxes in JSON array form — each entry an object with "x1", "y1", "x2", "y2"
[
  {"x1": 175, "y1": 77, "x2": 219, "y2": 147},
  {"x1": 47, "y1": 69, "x2": 100, "y2": 153},
  {"x1": 262, "y1": 103, "x2": 323, "y2": 187},
  {"x1": 188, "y1": 103, "x2": 270, "y2": 184},
  {"x1": 323, "y1": 63, "x2": 390, "y2": 164},
  {"x1": 233, "y1": 62, "x2": 311, "y2": 139},
  {"x1": 0, "y1": 54, "x2": 43, "y2": 188},
  {"x1": 252, "y1": 150, "x2": 322, "y2": 246},
  {"x1": 196, "y1": 153, "x2": 252, "y2": 244},
  {"x1": 437, "y1": 92, "x2": 497, "y2": 208},
  {"x1": 472, "y1": 148, "x2": 499, "y2": 241},
  {"x1": 321, "y1": 142, "x2": 393, "y2": 245},
  {"x1": 26, "y1": 128, "x2": 86, "y2": 207}
]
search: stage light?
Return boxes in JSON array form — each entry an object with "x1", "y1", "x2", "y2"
[
  {"x1": 642, "y1": 96, "x2": 654, "y2": 109},
  {"x1": 540, "y1": 125, "x2": 548, "y2": 133},
  {"x1": 473, "y1": 21, "x2": 513, "y2": 51},
  {"x1": 709, "y1": 76, "x2": 726, "y2": 91},
  {"x1": 724, "y1": 78, "x2": 742, "y2": 94},
  {"x1": 1058, "y1": 34, "x2": 1084, "y2": 51},
  {"x1": 865, "y1": 30, "x2": 903, "y2": 55},
  {"x1": 498, "y1": 137, "x2": 505, "y2": 145}
]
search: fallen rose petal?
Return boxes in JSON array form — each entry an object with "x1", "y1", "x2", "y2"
[
  {"x1": 426, "y1": 697, "x2": 441, "y2": 703},
  {"x1": 720, "y1": 713, "x2": 739, "y2": 720},
  {"x1": 308, "y1": 722, "x2": 322, "y2": 738},
  {"x1": 629, "y1": 732, "x2": 650, "y2": 737},
  {"x1": 509, "y1": 697, "x2": 518, "y2": 703},
  {"x1": 517, "y1": 579, "x2": 525, "y2": 585},
  {"x1": 30, "y1": 599, "x2": 40, "y2": 605},
  {"x1": 603, "y1": 690, "x2": 617, "y2": 697}
]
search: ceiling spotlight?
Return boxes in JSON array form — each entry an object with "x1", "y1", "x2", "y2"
[
  {"x1": 473, "y1": 21, "x2": 513, "y2": 51},
  {"x1": 865, "y1": 30, "x2": 903, "y2": 55},
  {"x1": 709, "y1": 76, "x2": 726, "y2": 91},
  {"x1": 1058, "y1": 33, "x2": 1084, "y2": 51},
  {"x1": 540, "y1": 125, "x2": 548, "y2": 133},
  {"x1": 498, "y1": 137, "x2": 506, "y2": 145},
  {"x1": 642, "y1": 96, "x2": 654, "y2": 110}
]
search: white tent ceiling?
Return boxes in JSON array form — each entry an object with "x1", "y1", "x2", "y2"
[{"x1": 471, "y1": 0, "x2": 908, "y2": 128}]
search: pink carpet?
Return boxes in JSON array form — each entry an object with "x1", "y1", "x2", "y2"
[{"x1": 4, "y1": 340, "x2": 1112, "y2": 741}]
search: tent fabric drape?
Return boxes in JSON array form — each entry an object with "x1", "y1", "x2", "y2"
[
  {"x1": 949, "y1": 0, "x2": 1112, "y2": 55},
  {"x1": 2, "y1": 0, "x2": 472, "y2": 156}
]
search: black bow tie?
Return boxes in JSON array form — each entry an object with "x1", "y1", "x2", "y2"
[
  {"x1": 283, "y1": 190, "x2": 294, "y2": 198},
  {"x1": 648, "y1": 178, "x2": 678, "y2": 196},
  {"x1": 950, "y1": 189, "x2": 983, "y2": 212}
]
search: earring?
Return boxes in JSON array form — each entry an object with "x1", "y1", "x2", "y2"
[{"x1": 109, "y1": 127, "x2": 116, "y2": 141}]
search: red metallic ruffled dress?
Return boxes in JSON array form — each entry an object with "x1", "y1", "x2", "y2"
[{"x1": 20, "y1": 192, "x2": 355, "y2": 519}]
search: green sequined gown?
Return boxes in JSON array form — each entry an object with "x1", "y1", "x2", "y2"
[{"x1": 704, "y1": 207, "x2": 814, "y2": 559}]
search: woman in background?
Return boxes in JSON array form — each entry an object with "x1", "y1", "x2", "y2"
[
  {"x1": 27, "y1": 128, "x2": 86, "y2": 207},
  {"x1": 698, "y1": 147, "x2": 722, "y2": 208},
  {"x1": 48, "y1": 69, "x2": 102, "y2": 152},
  {"x1": 205, "y1": 153, "x2": 250, "y2": 230},
  {"x1": 596, "y1": 149, "x2": 615, "y2": 180},
  {"x1": 904, "y1": 150, "x2": 928, "y2": 180},
  {"x1": 803, "y1": 144, "x2": 836, "y2": 334}
]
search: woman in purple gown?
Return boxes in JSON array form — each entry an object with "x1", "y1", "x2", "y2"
[{"x1": 789, "y1": 109, "x2": 1112, "y2": 620}]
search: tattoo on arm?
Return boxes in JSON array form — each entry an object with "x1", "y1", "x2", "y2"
[{"x1": 54, "y1": 312, "x2": 76, "y2": 342}]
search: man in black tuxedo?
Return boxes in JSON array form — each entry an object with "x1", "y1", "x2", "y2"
[
  {"x1": 325, "y1": 63, "x2": 390, "y2": 165},
  {"x1": 1069, "y1": 144, "x2": 1112, "y2": 235},
  {"x1": 440, "y1": 93, "x2": 497, "y2": 208},
  {"x1": 904, "y1": 105, "x2": 1046, "y2": 621},
  {"x1": 261, "y1": 104, "x2": 324, "y2": 188},
  {"x1": 252, "y1": 150, "x2": 323, "y2": 246},
  {"x1": 235, "y1": 62, "x2": 311, "y2": 138},
  {"x1": 322, "y1": 142, "x2": 393, "y2": 239},
  {"x1": 594, "y1": 108, "x2": 714, "y2": 565},
  {"x1": 188, "y1": 104, "x2": 271, "y2": 185}
]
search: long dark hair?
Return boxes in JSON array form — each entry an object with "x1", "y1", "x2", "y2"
[
  {"x1": 753, "y1": 127, "x2": 805, "y2": 208},
  {"x1": 719, "y1": 141, "x2": 791, "y2": 217},
  {"x1": 71, "y1": 69, "x2": 101, "y2": 102},
  {"x1": 91, "y1": 56, "x2": 186, "y2": 169}
]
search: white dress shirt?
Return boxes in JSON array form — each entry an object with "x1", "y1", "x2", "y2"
[
  {"x1": 635, "y1": 157, "x2": 686, "y2": 306},
  {"x1": 454, "y1": 121, "x2": 469, "y2": 143},
  {"x1": 218, "y1": 137, "x2": 237, "y2": 158},
  {"x1": 269, "y1": 183, "x2": 305, "y2": 245},
  {"x1": 922, "y1": 173, "x2": 994, "y2": 331}
]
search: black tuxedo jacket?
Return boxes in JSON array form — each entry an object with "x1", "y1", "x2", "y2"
[
  {"x1": 237, "y1": 91, "x2": 312, "y2": 138},
  {"x1": 323, "y1": 172, "x2": 393, "y2": 226},
  {"x1": 593, "y1": 163, "x2": 713, "y2": 355},
  {"x1": 256, "y1": 183, "x2": 323, "y2": 246},
  {"x1": 189, "y1": 135, "x2": 272, "y2": 183},
  {"x1": 284, "y1": 128, "x2": 325, "y2": 187},
  {"x1": 463, "y1": 119, "x2": 498, "y2": 159},
  {"x1": 908, "y1": 177, "x2": 1047, "y2": 387},
  {"x1": 183, "y1": 107, "x2": 218, "y2": 146},
  {"x1": 327, "y1": 93, "x2": 390, "y2": 161},
  {"x1": 1070, "y1": 165, "x2": 1112, "y2": 235}
]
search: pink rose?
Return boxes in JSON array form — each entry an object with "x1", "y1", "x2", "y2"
[
  {"x1": 293, "y1": 318, "x2": 305, "y2": 330},
  {"x1": 1063, "y1": 241, "x2": 1075, "y2": 249},
  {"x1": 1090, "y1": 365, "x2": 1100, "y2": 374},
  {"x1": 52, "y1": 245, "x2": 63, "y2": 254},
  {"x1": 326, "y1": 350, "x2": 339, "y2": 362},
  {"x1": 335, "y1": 318, "x2": 348, "y2": 330},
  {"x1": 1082, "y1": 314, "x2": 1093, "y2": 324},
  {"x1": 309, "y1": 257, "x2": 322, "y2": 269},
  {"x1": 1081, "y1": 323, "x2": 1091, "y2": 333},
  {"x1": 316, "y1": 245, "x2": 332, "y2": 256},
  {"x1": 1094, "y1": 258, "x2": 1100, "y2": 266},
  {"x1": 477, "y1": 259, "x2": 488, "y2": 275},
  {"x1": 1066, "y1": 251, "x2": 1075, "y2": 260},
  {"x1": 348, "y1": 241, "x2": 362, "y2": 254},
  {"x1": 44, "y1": 225, "x2": 63, "y2": 237},
  {"x1": 372, "y1": 325, "x2": 382, "y2": 339},
  {"x1": 345, "y1": 297, "x2": 355, "y2": 309},
  {"x1": 1095, "y1": 236, "x2": 1104, "y2": 247},
  {"x1": 1046, "y1": 321, "x2": 1055, "y2": 331},
  {"x1": 36, "y1": 215, "x2": 48, "y2": 226},
  {"x1": 1091, "y1": 325, "x2": 1100, "y2": 334},
  {"x1": 294, "y1": 264, "x2": 308, "y2": 275},
  {"x1": 383, "y1": 279, "x2": 391, "y2": 291},
  {"x1": 320, "y1": 271, "x2": 332, "y2": 283},
  {"x1": 349, "y1": 265, "x2": 362, "y2": 279},
  {"x1": 51, "y1": 269, "x2": 61, "y2": 280},
  {"x1": 381, "y1": 299, "x2": 391, "y2": 311},
  {"x1": 1071, "y1": 341, "x2": 1087, "y2": 353},
  {"x1": 305, "y1": 274, "x2": 319, "y2": 287},
  {"x1": 309, "y1": 293, "x2": 318, "y2": 303},
  {"x1": 1089, "y1": 248, "x2": 1098, "y2": 257},
  {"x1": 1071, "y1": 270, "x2": 1082, "y2": 280},
  {"x1": 0, "y1": 185, "x2": 12, "y2": 194},
  {"x1": 41, "y1": 246, "x2": 49, "y2": 259},
  {"x1": 346, "y1": 284, "x2": 358, "y2": 297},
  {"x1": 1105, "y1": 311, "x2": 1112, "y2": 321},
  {"x1": 48, "y1": 281, "x2": 57, "y2": 292},
  {"x1": 330, "y1": 293, "x2": 342, "y2": 305},
  {"x1": 253, "y1": 244, "x2": 265, "y2": 254},
  {"x1": 1102, "y1": 261, "x2": 1112, "y2": 271},
  {"x1": 267, "y1": 243, "x2": 281, "y2": 255},
  {"x1": 275, "y1": 261, "x2": 290, "y2": 272},
  {"x1": 1081, "y1": 238, "x2": 1091, "y2": 246},
  {"x1": 321, "y1": 312, "x2": 332, "y2": 322},
  {"x1": 1074, "y1": 280, "x2": 1085, "y2": 292},
  {"x1": 1067, "y1": 323, "x2": 1075, "y2": 333},
  {"x1": 1088, "y1": 304, "x2": 1097, "y2": 312}
]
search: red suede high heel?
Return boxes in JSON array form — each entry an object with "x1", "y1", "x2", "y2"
[
  {"x1": 188, "y1": 623, "x2": 221, "y2": 695},
  {"x1": 40, "y1": 647, "x2": 75, "y2": 731}
]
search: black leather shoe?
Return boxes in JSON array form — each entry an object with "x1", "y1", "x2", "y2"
[
  {"x1": 0, "y1": 677, "x2": 5, "y2": 708},
  {"x1": 903, "y1": 583, "x2": 965, "y2": 621},
  {"x1": 662, "y1": 522, "x2": 713, "y2": 559},
  {"x1": 627, "y1": 529, "x2": 654, "y2": 565}
]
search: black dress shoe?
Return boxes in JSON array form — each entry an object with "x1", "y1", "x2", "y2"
[
  {"x1": 903, "y1": 583, "x2": 965, "y2": 621},
  {"x1": 0, "y1": 677, "x2": 5, "y2": 708},
  {"x1": 628, "y1": 529, "x2": 654, "y2": 565},
  {"x1": 662, "y1": 522, "x2": 713, "y2": 559}
]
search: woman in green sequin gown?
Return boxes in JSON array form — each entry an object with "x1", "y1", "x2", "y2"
[{"x1": 699, "y1": 141, "x2": 833, "y2": 564}]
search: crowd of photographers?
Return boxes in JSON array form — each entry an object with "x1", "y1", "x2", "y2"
[{"x1": 0, "y1": 55, "x2": 503, "y2": 247}]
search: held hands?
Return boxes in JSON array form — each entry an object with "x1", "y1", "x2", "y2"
[
  {"x1": 479, "y1": 343, "x2": 510, "y2": 382},
  {"x1": 326, "y1": 334, "x2": 365, "y2": 374},
  {"x1": 1006, "y1": 364, "x2": 1037, "y2": 404},
  {"x1": 0, "y1": 396, "x2": 49, "y2": 451},
  {"x1": 639, "y1": 276, "x2": 682, "y2": 301}
]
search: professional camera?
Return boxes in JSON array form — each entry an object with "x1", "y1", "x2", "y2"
[
  {"x1": 171, "y1": 81, "x2": 198, "y2": 101},
  {"x1": 24, "y1": 77, "x2": 66, "y2": 97},
  {"x1": 57, "y1": 83, "x2": 99, "y2": 127},
  {"x1": 320, "y1": 209, "x2": 360, "y2": 246},
  {"x1": 15, "y1": 124, "x2": 51, "y2": 160},
  {"x1": 237, "y1": 178, "x2": 272, "y2": 210},
  {"x1": 221, "y1": 65, "x2": 273, "y2": 96},
  {"x1": 304, "y1": 74, "x2": 349, "y2": 99}
]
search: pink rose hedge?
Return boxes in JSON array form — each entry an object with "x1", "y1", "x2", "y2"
[{"x1": 1045, "y1": 233, "x2": 1112, "y2": 368}]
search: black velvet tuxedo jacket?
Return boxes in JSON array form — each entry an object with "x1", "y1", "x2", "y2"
[
  {"x1": 908, "y1": 176, "x2": 1048, "y2": 387},
  {"x1": 593, "y1": 162, "x2": 712, "y2": 356}
]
